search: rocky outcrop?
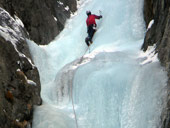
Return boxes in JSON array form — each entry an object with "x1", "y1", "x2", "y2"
[
  {"x1": 0, "y1": 0, "x2": 77, "y2": 127},
  {"x1": 0, "y1": 0, "x2": 77, "y2": 45},
  {"x1": 142, "y1": 0, "x2": 170, "y2": 128},
  {"x1": 0, "y1": 8, "x2": 41, "y2": 128}
]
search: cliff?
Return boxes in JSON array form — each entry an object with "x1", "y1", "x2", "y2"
[
  {"x1": 0, "y1": 0, "x2": 77, "y2": 45},
  {"x1": 0, "y1": 8, "x2": 41, "y2": 128},
  {"x1": 142, "y1": 0, "x2": 170, "y2": 127},
  {"x1": 0, "y1": 0, "x2": 77, "y2": 127}
]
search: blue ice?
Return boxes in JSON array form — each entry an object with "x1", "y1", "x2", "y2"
[{"x1": 27, "y1": 0, "x2": 168, "y2": 128}]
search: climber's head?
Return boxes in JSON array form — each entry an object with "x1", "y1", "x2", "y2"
[{"x1": 86, "y1": 10, "x2": 91, "y2": 16}]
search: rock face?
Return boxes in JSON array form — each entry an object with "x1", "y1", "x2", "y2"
[
  {"x1": 0, "y1": 8, "x2": 41, "y2": 128},
  {"x1": 0, "y1": 0, "x2": 77, "y2": 45},
  {"x1": 142, "y1": 0, "x2": 170, "y2": 128},
  {"x1": 0, "y1": 0, "x2": 77, "y2": 127}
]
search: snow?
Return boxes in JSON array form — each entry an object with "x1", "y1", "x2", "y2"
[
  {"x1": 0, "y1": 25, "x2": 19, "y2": 44},
  {"x1": 57, "y1": 1, "x2": 64, "y2": 5},
  {"x1": 27, "y1": 57, "x2": 35, "y2": 68},
  {"x1": 139, "y1": 45, "x2": 158, "y2": 65},
  {"x1": 0, "y1": 25, "x2": 26, "y2": 59},
  {"x1": 17, "y1": 68, "x2": 37, "y2": 86},
  {"x1": 14, "y1": 15, "x2": 24, "y2": 28},
  {"x1": 65, "y1": 6, "x2": 69, "y2": 11},
  {"x1": 17, "y1": 69, "x2": 21, "y2": 72},
  {"x1": 27, "y1": 0, "x2": 168, "y2": 128},
  {"x1": 17, "y1": 61, "x2": 20, "y2": 65},
  {"x1": 0, "y1": 8, "x2": 35, "y2": 69},
  {"x1": 53, "y1": 16, "x2": 58, "y2": 22},
  {"x1": 27, "y1": 79, "x2": 37, "y2": 86},
  {"x1": 147, "y1": 20, "x2": 154, "y2": 30},
  {"x1": 16, "y1": 69, "x2": 27, "y2": 81},
  {"x1": 0, "y1": 8, "x2": 24, "y2": 38}
]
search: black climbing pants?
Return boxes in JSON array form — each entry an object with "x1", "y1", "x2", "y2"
[{"x1": 87, "y1": 24, "x2": 96, "y2": 42}]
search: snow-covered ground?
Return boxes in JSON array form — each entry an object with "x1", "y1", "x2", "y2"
[{"x1": 27, "y1": 0, "x2": 168, "y2": 128}]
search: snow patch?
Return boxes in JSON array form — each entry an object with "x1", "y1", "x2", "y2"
[
  {"x1": 17, "y1": 68, "x2": 21, "y2": 72},
  {"x1": 0, "y1": 8, "x2": 35, "y2": 70},
  {"x1": 14, "y1": 15, "x2": 24, "y2": 28},
  {"x1": 53, "y1": 16, "x2": 58, "y2": 22},
  {"x1": 17, "y1": 49, "x2": 35, "y2": 68},
  {"x1": 57, "y1": 1, "x2": 64, "y2": 5},
  {"x1": 65, "y1": 6, "x2": 69, "y2": 11},
  {"x1": 0, "y1": 25, "x2": 26, "y2": 59},
  {"x1": 17, "y1": 61, "x2": 20, "y2": 65},
  {"x1": 27, "y1": 79, "x2": 37, "y2": 86},
  {"x1": 139, "y1": 45, "x2": 158, "y2": 65},
  {"x1": 27, "y1": 58, "x2": 35, "y2": 69},
  {"x1": 0, "y1": 25, "x2": 19, "y2": 44},
  {"x1": 0, "y1": 8, "x2": 24, "y2": 37},
  {"x1": 147, "y1": 20, "x2": 154, "y2": 30},
  {"x1": 17, "y1": 68, "x2": 36, "y2": 86}
]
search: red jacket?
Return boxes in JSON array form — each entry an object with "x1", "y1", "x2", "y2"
[{"x1": 86, "y1": 14, "x2": 100, "y2": 26}]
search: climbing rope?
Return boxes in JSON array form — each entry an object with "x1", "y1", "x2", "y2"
[
  {"x1": 70, "y1": 47, "x2": 89, "y2": 128},
  {"x1": 71, "y1": 11, "x2": 102, "y2": 126},
  {"x1": 71, "y1": 86, "x2": 79, "y2": 128}
]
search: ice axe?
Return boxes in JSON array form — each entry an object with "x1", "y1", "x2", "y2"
[{"x1": 99, "y1": 10, "x2": 102, "y2": 15}]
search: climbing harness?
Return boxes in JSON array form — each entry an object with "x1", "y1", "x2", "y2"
[{"x1": 71, "y1": 10, "x2": 102, "y2": 126}]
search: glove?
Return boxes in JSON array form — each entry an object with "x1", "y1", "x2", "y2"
[
  {"x1": 93, "y1": 24, "x2": 97, "y2": 27},
  {"x1": 99, "y1": 15, "x2": 102, "y2": 19}
]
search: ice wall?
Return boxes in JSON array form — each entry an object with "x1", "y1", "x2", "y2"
[
  {"x1": 27, "y1": 0, "x2": 168, "y2": 128},
  {"x1": 73, "y1": 52, "x2": 167, "y2": 128}
]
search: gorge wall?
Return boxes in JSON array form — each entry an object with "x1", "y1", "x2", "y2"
[
  {"x1": 142, "y1": 0, "x2": 170, "y2": 128},
  {"x1": 0, "y1": 8, "x2": 41, "y2": 128},
  {"x1": 0, "y1": 0, "x2": 77, "y2": 128},
  {"x1": 0, "y1": 0, "x2": 77, "y2": 45}
]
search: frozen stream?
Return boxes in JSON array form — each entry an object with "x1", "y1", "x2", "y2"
[{"x1": 27, "y1": 0, "x2": 168, "y2": 128}]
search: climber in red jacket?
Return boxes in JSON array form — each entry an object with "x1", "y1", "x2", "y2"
[{"x1": 85, "y1": 11, "x2": 102, "y2": 46}]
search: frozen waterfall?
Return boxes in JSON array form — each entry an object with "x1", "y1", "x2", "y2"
[{"x1": 27, "y1": 0, "x2": 168, "y2": 128}]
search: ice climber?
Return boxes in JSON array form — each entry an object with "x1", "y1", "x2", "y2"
[{"x1": 85, "y1": 10, "x2": 102, "y2": 46}]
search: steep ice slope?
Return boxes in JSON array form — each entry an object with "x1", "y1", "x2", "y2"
[{"x1": 27, "y1": 0, "x2": 168, "y2": 128}]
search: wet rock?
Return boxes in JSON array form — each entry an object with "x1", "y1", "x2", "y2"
[{"x1": 142, "y1": 0, "x2": 170, "y2": 128}]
